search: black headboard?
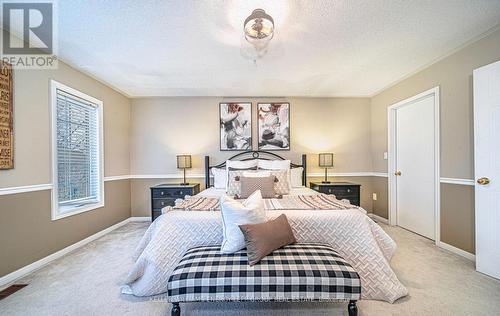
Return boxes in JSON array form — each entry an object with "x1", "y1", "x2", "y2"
[{"x1": 204, "y1": 150, "x2": 307, "y2": 188}]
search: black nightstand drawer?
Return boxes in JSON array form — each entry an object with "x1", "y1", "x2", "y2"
[
  {"x1": 319, "y1": 186, "x2": 359, "y2": 196},
  {"x1": 153, "y1": 188, "x2": 188, "y2": 199},
  {"x1": 153, "y1": 198, "x2": 176, "y2": 209}
]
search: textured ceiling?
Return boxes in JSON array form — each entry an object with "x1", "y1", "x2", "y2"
[{"x1": 52, "y1": 0, "x2": 500, "y2": 97}]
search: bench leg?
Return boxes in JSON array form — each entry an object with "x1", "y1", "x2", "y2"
[
  {"x1": 348, "y1": 300, "x2": 358, "y2": 316},
  {"x1": 171, "y1": 302, "x2": 180, "y2": 316}
]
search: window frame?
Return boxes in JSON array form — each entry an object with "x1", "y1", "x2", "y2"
[{"x1": 50, "y1": 80, "x2": 104, "y2": 221}]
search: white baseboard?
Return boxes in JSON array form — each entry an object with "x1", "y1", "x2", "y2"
[
  {"x1": 368, "y1": 213, "x2": 389, "y2": 224},
  {"x1": 0, "y1": 217, "x2": 133, "y2": 290},
  {"x1": 130, "y1": 216, "x2": 151, "y2": 222},
  {"x1": 436, "y1": 241, "x2": 476, "y2": 262}
]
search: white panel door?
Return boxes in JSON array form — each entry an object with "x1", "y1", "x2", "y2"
[
  {"x1": 396, "y1": 95, "x2": 436, "y2": 239},
  {"x1": 474, "y1": 60, "x2": 500, "y2": 280}
]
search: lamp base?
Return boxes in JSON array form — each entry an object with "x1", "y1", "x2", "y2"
[
  {"x1": 180, "y1": 182, "x2": 190, "y2": 186},
  {"x1": 321, "y1": 181, "x2": 331, "y2": 184}
]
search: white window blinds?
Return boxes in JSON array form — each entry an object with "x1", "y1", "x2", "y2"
[{"x1": 56, "y1": 89, "x2": 100, "y2": 209}]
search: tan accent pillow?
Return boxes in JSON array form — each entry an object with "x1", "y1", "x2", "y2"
[
  {"x1": 239, "y1": 214, "x2": 296, "y2": 265},
  {"x1": 239, "y1": 176, "x2": 276, "y2": 199}
]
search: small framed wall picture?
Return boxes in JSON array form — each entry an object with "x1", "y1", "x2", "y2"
[
  {"x1": 219, "y1": 102, "x2": 252, "y2": 151},
  {"x1": 257, "y1": 103, "x2": 290, "y2": 150}
]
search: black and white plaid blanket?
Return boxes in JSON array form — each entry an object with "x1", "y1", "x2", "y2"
[{"x1": 167, "y1": 243, "x2": 361, "y2": 302}]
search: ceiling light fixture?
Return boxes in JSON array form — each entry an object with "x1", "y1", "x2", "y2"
[{"x1": 244, "y1": 9, "x2": 274, "y2": 44}]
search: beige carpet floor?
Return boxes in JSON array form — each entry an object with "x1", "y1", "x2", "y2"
[{"x1": 1, "y1": 221, "x2": 500, "y2": 316}]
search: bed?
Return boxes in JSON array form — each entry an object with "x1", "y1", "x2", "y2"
[{"x1": 122, "y1": 151, "x2": 408, "y2": 303}]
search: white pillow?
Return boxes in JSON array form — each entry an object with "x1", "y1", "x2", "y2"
[
  {"x1": 226, "y1": 159, "x2": 258, "y2": 171},
  {"x1": 242, "y1": 170, "x2": 271, "y2": 178},
  {"x1": 258, "y1": 159, "x2": 290, "y2": 171},
  {"x1": 290, "y1": 167, "x2": 304, "y2": 188},
  {"x1": 220, "y1": 190, "x2": 267, "y2": 253},
  {"x1": 211, "y1": 168, "x2": 228, "y2": 189}
]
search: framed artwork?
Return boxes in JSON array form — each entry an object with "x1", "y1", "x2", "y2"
[
  {"x1": 219, "y1": 102, "x2": 252, "y2": 151},
  {"x1": 258, "y1": 103, "x2": 290, "y2": 150}
]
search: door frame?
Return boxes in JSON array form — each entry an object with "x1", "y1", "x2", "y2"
[{"x1": 387, "y1": 86, "x2": 440, "y2": 243}]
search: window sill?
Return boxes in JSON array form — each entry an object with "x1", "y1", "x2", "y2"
[{"x1": 51, "y1": 201, "x2": 104, "y2": 221}]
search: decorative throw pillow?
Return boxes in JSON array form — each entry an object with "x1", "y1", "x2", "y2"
[
  {"x1": 239, "y1": 175, "x2": 276, "y2": 199},
  {"x1": 220, "y1": 190, "x2": 267, "y2": 254},
  {"x1": 290, "y1": 167, "x2": 304, "y2": 188},
  {"x1": 239, "y1": 214, "x2": 297, "y2": 265},
  {"x1": 211, "y1": 167, "x2": 228, "y2": 189},
  {"x1": 269, "y1": 170, "x2": 290, "y2": 195}
]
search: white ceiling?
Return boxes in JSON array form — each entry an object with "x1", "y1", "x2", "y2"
[{"x1": 54, "y1": 0, "x2": 500, "y2": 97}]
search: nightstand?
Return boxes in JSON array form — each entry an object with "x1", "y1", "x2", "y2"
[
  {"x1": 150, "y1": 183, "x2": 200, "y2": 221},
  {"x1": 310, "y1": 182, "x2": 361, "y2": 206}
]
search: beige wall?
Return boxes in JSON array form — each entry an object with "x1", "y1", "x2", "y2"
[
  {"x1": 129, "y1": 97, "x2": 373, "y2": 215},
  {"x1": 0, "y1": 60, "x2": 131, "y2": 277},
  {"x1": 370, "y1": 28, "x2": 500, "y2": 253},
  {"x1": 130, "y1": 97, "x2": 373, "y2": 176}
]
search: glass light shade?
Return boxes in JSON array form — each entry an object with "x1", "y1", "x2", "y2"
[
  {"x1": 176, "y1": 155, "x2": 192, "y2": 169},
  {"x1": 318, "y1": 153, "x2": 334, "y2": 168},
  {"x1": 244, "y1": 9, "x2": 274, "y2": 41}
]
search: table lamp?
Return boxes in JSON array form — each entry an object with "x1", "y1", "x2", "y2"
[
  {"x1": 177, "y1": 155, "x2": 192, "y2": 185},
  {"x1": 318, "y1": 153, "x2": 334, "y2": 184}
]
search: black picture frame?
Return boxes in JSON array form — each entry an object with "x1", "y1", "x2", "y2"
[
  {"x1": 257, "y1": 102, "x2": 290, "y2": 151},
  {"x1": 219, "y1": 102, "x2": 252, "y2": 151}
]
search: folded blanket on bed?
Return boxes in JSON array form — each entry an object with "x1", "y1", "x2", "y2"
[
  {"x1": 123, "y1": 209, "x2": 408, "y2": 303},
  {"x1": 173, "y1": 194, "x2": 359, "y2": 211}
]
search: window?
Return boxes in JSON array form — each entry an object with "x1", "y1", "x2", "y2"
[{"x1": 50, "y1": 80, "x2": 104, "y2": 220}]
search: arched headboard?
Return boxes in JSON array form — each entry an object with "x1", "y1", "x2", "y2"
[{"x1": 204, "y1": 150, "x2": 307, "y2": 188}]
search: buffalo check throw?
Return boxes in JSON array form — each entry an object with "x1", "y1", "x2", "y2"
[{"x1": 167, "y1": 243, "x2": 361, "y2": 303}]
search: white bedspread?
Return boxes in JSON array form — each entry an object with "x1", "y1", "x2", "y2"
[{"x1": 123, "y1": 206, "x2": 408, "y2": 303}]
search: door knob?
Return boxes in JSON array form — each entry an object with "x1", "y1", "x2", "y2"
[
  {"x1": 477, "y1": 177, "x2": 490, "y2": 185},
  {"x1": 394, "y1": 171, "x2": 402, "y2": 176}
]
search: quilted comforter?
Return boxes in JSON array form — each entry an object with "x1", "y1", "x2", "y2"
[{"x1": 122, "y1": 209, "x2": 408, "y2": 303}]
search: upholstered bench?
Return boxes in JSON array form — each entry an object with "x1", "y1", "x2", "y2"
[{"x1": 167, "y1": 243, "x2": 361, "y2": 316}]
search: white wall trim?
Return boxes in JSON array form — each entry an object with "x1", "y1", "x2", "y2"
[
  {"x1": 368, "y1": 213, "x2": 389, "y2": 224},
  {"x1": 129, "y1": 174, "x2": 206, "y2": 179},
  {"x1": 440, "y1": 177, "x2": 475, "y2": 186},
  {"x1": 0, "y1": 217, "x2": 135, "y2": 290},
  {"x1": 0, "y1": 173, "x2": 473, "y2": 196},
  {"x1": 104, "y1": 175, "x2": 131, "y2": 182},
  {"x1": 387, "y1": 86, "x2": 441, "y2": 247},
  {"x1": 0, "y1": 183, "x2": 53, "y2": 196},
  {"x1": 124, "y1": 172, "x2": 388, "y2": 180},
  {"x1": 436, "y1": 241, "x2": 476, "y2": 262},
  {"x1": 130, "y1": 216, "x2": 151, "y2": 222},
  {"x1": 309, "y1": 172, "x2": 375, "y2": 177}
]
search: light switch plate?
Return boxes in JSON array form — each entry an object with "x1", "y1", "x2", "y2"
[
  {"x1": 383, "y1": 152, "x2": 388, "y2": 160},
  {"x1": 372, "y1": 193, "x2": 378, "y2": 201}
]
